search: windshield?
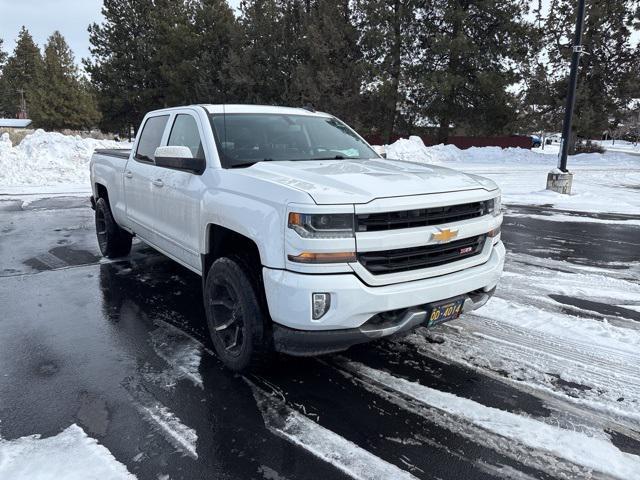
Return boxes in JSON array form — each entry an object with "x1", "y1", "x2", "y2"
[{"x1": 209, "y1": 113, "x2": 378, "y2": 168}]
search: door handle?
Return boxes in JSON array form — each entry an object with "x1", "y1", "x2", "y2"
[
  {"x1": 124, "y1": 170, "x2": 133, "y2": 178},
  {"x1": 152, "y1": 179, "x2": 164, "y2": 187}
]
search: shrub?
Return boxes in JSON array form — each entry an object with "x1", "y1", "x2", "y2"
[{"x1": 573, "y1": 140, "x2": 605, "y2": 154}]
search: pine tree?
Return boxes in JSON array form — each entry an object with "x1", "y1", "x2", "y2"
[
  {"x1": 85, "y1": 0, "x2": 159, "y2": 133},
  {"x1": 354, "y1": 0, "x2": 424, "y2": 141},
  {"x1": 87, "y1": 0, "x2": 241, "y2": 132},
  {"x1": 191, "y1": 0, "x2": 240, "y2": 103},
  {"x1": 545, "y1": 0, "x2": 640, "y2": 139},
  {"x1": 0, "y1": 38, "x2": 7, "y2": 71},
  {"x1": 517, "y1": 62, "x2": 564, "y2": 135},
  {"x1": 291, "y1": 0, "x2": 364, "y2": 126},
  {"x1": 419, "y1": 0, "x2": 535, "y2": 142},
  {"x1": 0, "y1": 27, "x2": 45, "y2": 118},
  {"x1": 0, "y1": 38, "x2": 7, "y2": 116},
  {"x1": 34, "y1": 31, "x2": 100, "y2": 130},
  {"x1": 228, "y1": 0, "x2": 305, "y2": 105},
  {"x1": 146, "y1": 0, "x2": 199, "y2": 107}
]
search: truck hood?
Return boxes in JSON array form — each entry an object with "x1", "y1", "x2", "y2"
[{"x1": 240, "y1": 159, "x2": 497, "y2": 204}]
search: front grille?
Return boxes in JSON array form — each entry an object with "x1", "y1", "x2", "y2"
[
  {"x1": 358, "y1": 235, "x2": 486, "y2": 275},
  {"x1": 357, "y1": 200, "x2": 490, "y2": 232}
]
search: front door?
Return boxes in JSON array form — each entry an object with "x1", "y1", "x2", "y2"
[{"x1": 151, "y1": 112, "x2": 207, "y2": 272}]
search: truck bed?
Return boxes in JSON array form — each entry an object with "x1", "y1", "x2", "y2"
[{"x1": 94, "y1": 148, "x2": 131, "y2": 159}]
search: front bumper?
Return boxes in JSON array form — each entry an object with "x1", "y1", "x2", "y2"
[
  {"x1": 263, "y1": 241, "x2": 505, "y2": 353},
  {"x1": 272, "y1": 287, "x2": 496, "y2": 356}
]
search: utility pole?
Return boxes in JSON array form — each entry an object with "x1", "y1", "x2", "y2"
[{"x1": 547, "y1": 0, "x2": 586, "y2": 194}]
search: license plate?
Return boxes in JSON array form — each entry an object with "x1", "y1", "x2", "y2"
[{"x1": 427, "y1": 297, "x2": 465, "y2": 327}]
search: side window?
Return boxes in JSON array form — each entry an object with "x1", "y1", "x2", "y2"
[
  {"x1": 135, "y1": 115, "x2": 169, "y2": 162},
  {"x1": 168, "y1": 114, "x2": 204, "y2": 159}
]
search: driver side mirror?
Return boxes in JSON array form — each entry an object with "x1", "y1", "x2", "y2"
[{"x1": 154, "y1": 146, "x2": 206, "y2": 174}]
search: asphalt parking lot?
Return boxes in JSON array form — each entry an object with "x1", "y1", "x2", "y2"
[{"x1": 1, "y1": 195, "x2": 639, "y2": 480}]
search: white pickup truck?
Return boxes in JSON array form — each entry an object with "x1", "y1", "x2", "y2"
[{"x1": 90, "y1": 105, "x2": 505, "y2": 371}]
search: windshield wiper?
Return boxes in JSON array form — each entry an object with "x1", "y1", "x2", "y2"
[
  {"x1": 229, "y1": 158, "x2": 275, "y2": 169},
  {"x1": 309, "y1": 155, "x2": 356, "y2": 160},
  {"x1": 309, "y1": 155, "x2": 365, "y2": 160}
]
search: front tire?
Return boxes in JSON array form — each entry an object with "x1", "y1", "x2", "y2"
[
  {"x1": 95, "y1": 197, "x2": 132, "y2": 258},
  {"x1": 204, "y1": 255, "x2": 273, "y2": 372}
]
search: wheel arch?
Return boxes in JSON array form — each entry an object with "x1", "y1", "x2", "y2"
[{"x1": 201, "y1": 223, "x2": 263, "y2": 279}]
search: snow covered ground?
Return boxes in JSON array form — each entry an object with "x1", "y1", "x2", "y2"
[
  {"x1": 0, "y1": 424, "x2": 135, "y2": 479},
  {"x1": 384, "y1": 136, "x2": 640, "y2": 215},
  {"x1": 597, "y1": 139, "x2": 640, "y2": 154}
]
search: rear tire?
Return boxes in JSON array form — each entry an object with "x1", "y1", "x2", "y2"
[
  {"x1": 204, "y1": 255, "x2": 273, "y2": 372},
  {"x1": 95, "y1": 197, "x2": 132, "y2": 258}
]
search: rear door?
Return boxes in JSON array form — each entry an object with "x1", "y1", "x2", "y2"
[
  {"x1": 151, "y1": 111, "x2": 208, "y2": 272},
  {"x1": 125, "y1": 114, "x2": 169, "y2": 241}
]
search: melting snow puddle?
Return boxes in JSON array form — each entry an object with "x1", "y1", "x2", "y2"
[{"x1": 0, "y1": 424, "x2": 136, "y2": 479}]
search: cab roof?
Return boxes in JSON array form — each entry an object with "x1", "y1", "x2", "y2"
[{"x1": 201, "y1": 104, "x2": 331, "y2": 117}]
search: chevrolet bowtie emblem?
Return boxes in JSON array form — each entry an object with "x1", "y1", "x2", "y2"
[{"x1": 431, "y1": 228, "x2": 458, "y2": 242}]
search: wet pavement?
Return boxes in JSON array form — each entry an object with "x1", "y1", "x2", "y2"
[{"x1": 1, "y1": 196, "x2": 639, "y2": 479}]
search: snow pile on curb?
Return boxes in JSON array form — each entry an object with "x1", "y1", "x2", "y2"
[
  {"x1": 384, "y1": 136, "x2": 639, "y2": 167},
  {"x1": 385, "y1": 137, "x2": 543, "y2": 165},
  {"x1": 384, "y1": 136, "x2": 445, "y2": 164},
  {"x1": 0, "y1": 130, "x2": 130, "y2": 188}
]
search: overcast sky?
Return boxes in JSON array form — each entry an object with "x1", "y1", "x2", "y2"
[
  {"x1": 0, "y1": 0, "x2": 241, "y2": 65},
  {"x1": 0, "y1": 0, "x2": 636, "y2": 67}
]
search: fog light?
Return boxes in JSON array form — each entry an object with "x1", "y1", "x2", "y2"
[{"x1": 312, "y1": 293, "x2": 331, "y2": 320}]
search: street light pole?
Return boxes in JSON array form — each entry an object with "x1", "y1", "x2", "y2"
[{"x1": 558, "y1": 0, "x2": 587, "y2": 172}]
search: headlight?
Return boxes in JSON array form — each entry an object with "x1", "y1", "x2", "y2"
[
  {"x1": 487, "y1": 196, "x2": 501, "y2": 216},
  {"x1": 288, "y1": 212, "x2": 354, "y2": 238}
]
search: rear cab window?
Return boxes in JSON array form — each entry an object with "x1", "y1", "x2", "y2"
[{"x1": 135, "y1": 115, "x2": 169, "y2": 163}]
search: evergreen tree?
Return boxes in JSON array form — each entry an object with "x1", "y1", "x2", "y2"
[
  {"x1": 517, "y1": 62, "x2": 564, "y2": 135},
  {"x1": 87, "y1": 0, "x2": 239, "y2": 131},
  {"x1": 228, "y1": 0, "x2": 306, "y2": 105},
  {"x1": 545, "y1": 0, "x2": 640, "y2": 139},
  {"x1": 34, "y1": 31, "x2": 100, "y2": 130},
  {"x1": 0, "y1": 38, "x2": 7, "y2": 116},
  {"x1": 191, "y1": 0, "x2": 240, "y2": 103},
  {"x1": 0, "y1": 27, "x2": 45, "y2": 118},
  {"x1": 354, "y1": 0, "x2": 424, "y2": 141},
  {"x1": 146, "y1": 0, "x2": 199, "y2": 107},
  {"x1": 420, "y1": 0, "x2": 535, "y2": 142},
  {"x1": 85, "y1": 0, "x2": 158, "y2": 133},
  {"x1": 290, "y1": 0, "x2": 363, "y2": 127},
  {"x1": 0, "y1": 38, "x2": 7, "y2": 71}
]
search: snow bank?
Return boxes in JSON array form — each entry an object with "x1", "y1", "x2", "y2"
[
  {"x1": 382, "y1": 137, "x2": 640, "y2": 215},
  {"x1": 0, "y1": 424, "x2": 136, "y2": 479},
  {"x1": 0, "y1": 130, "x2": 130, "y2": 189},
  {"x1": 384, "y1": 136, "x2": 445, "y2": 164}
]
